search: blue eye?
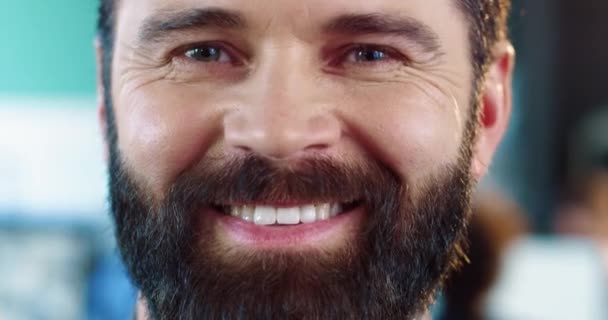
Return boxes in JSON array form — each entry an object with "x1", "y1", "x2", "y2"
[
  {"x1": 185, "y1": 46, "x2": 230, "y2": 62},
  {"x1": 343, "y1": 46, "x2": 394, "y2": 63},
  {"x1": 355, "y1": 48, "x2": 387, "y2": 62}
]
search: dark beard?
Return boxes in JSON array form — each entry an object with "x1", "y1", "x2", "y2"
[{"x1": 109, "y1": 148, "x2": 473, "y2": 320}]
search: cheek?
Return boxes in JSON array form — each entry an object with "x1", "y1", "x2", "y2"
[
  {"x1": 114, "y1": 84, "x2": 222, "y2": 195},
  {"x1": 343, "y1": 84, "x2": 464, "y2": 182}
]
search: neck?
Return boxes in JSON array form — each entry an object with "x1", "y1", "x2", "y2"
[{"x1": 134, "y1": 294, "x2": 150, "y2": 320}]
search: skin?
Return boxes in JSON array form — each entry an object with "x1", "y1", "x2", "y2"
[{"x1": 97, "y1": 0, "x2": 514, "y2": 317}]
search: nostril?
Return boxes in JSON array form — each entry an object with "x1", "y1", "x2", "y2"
[
  {"x1": 236, "y1": 145, "x2": 253, "y2": 152},
  {"x1": 305, "y1": 143, "x2": 332, "y2": 152},
  {"x1": 223, "y1": 111, "x2": 341, "y2": 159}
]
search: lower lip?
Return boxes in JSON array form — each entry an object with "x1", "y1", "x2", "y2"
[{"x1": 205, "y1": 206, "x2": 365, "y2": 248}]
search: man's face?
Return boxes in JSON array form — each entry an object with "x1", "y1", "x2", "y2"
[{"x1": 101, "y1": 0, "x2": 512, "y2": 318}]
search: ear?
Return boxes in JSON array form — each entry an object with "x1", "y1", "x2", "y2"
[
  {"x1": 471, "y1": 41, "x2": 515, "y2": 180},
  {"x1": 95, "y1": 36, "x2": 110, "y2": 164}
]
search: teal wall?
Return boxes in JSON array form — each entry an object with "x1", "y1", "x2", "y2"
[{"x1": 0, "y1": 1, "x2": 98, "y2": 96}]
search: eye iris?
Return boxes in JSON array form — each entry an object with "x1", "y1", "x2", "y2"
[
  {"x1": 356, "y1": 49, "x2": 386, "y2": 62},
  {"x1": 187, "y1": 47, "x2": 221, "y2": 62}
]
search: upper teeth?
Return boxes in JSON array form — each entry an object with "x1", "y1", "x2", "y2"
[{"x1": 229, "y1": 204, "x2": 343, "y2": 225}]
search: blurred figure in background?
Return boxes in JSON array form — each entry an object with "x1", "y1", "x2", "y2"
[
  {"x1": 556, "y1": 170, "x2": 608, "y2": 243},
  {"x1": 555, "y1": 105, "x2": 608, "y2": 273},
  {"x1": 438, "y1": 191, "x2": 528, "y2": 320}
]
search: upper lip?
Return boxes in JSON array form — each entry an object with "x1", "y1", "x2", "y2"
[{"x1": 215, "y1": 200, "x2": 362, "y2": 210}]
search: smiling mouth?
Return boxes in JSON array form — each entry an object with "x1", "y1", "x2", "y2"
[{"x1": 215, "y1": 201, "x2": 361, "y2": 226}]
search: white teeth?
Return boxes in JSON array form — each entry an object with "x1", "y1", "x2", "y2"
[
  {"x1": 254, "y1": 206, "x2": 276, "y2": 225},
  {"x1": 228, "y1": 203, "x2": 347, "y2": 225},
  {"x1": 330, "y1": 203, "x2": 342, "y2": 217},
  {"x1": 276, "y1": 207, "x2": 300, "y2": 225},
  {"x1": 241, "y1": 206, "x2": 255, "y2": 222},
  {"x1": 316, "y1": 204, "x2": 330, "y2": 221},
  {"x1": 300, "y1": 205, "x2": 317, "y2": 223}
]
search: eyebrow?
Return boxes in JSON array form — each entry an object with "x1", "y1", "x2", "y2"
[
  {"x1": 138, "y1": 8, "x2": 247, "y2": 43},
  {"x1": 323, "y1": 13, "x2": 442, "y2": 54},
  {"x1": 137, "y1": 9, "x2": 442, "y2": 55}
]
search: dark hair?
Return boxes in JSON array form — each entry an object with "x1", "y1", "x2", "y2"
[
  {"x1": 456, "y1": 0, "x2": 511, "y2": 82},
  {"x1": 97, "y1": 0, "x2": 114, "y2": 92},
  {"x1": 97, "y1": 0, "x2": 115, "y2": 148}
]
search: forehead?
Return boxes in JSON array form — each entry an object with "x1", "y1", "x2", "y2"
[{"x1": 114, "y1": 0, "x2": 468, "y2": 42}]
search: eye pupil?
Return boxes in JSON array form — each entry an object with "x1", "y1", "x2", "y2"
[
  {"x1": 356, "y1": 49, "x2": 386, "y2": 62},
  {"x1": 186, "y1": 47, "x2": 221, "y2": 62}
]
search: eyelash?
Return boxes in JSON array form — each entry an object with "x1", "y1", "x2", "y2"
[
  {"x1": 174, "y1": 42, "x2": 408, "y2": 70},
  {"x1": 333, "y1": 44, "x2": 409, "y2": 67},
  {"x1": 177, "y1": 42, "x2": 244, "y2": 65}
]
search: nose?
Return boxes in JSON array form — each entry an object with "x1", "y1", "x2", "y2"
[
  {"x1": 224, "y1": 102, "x2": 341, "y2": 159},
  {"x1": 223, "y1": 60, "x2": 341, "y2": 159}
]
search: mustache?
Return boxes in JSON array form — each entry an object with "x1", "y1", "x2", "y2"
[{"x1": 165, "y1": 154, "x2": 400, "y2": 208}]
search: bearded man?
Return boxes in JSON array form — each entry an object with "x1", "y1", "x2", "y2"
[{"x1": 95, "y1": 0, "x2": 514, "y2": 318}]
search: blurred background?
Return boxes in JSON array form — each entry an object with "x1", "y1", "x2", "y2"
[{"x1": 0, "y1": 1, "x2": 606, "y2": 319}]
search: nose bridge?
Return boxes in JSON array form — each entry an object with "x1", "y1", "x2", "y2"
[
  {"x1": 223, "y1": 42, "x2": 341, "y2": 159},
  {"x1": 262, "y1": 43, "x2": 310, "y2": 116}
]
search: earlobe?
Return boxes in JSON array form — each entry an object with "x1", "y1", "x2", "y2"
[
  {"x1": 95, "y1": 36, "x2": 111, "y2": 164},
  {"x1": 472, "y1": 41, "x2": 515, "y2": 179}
]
